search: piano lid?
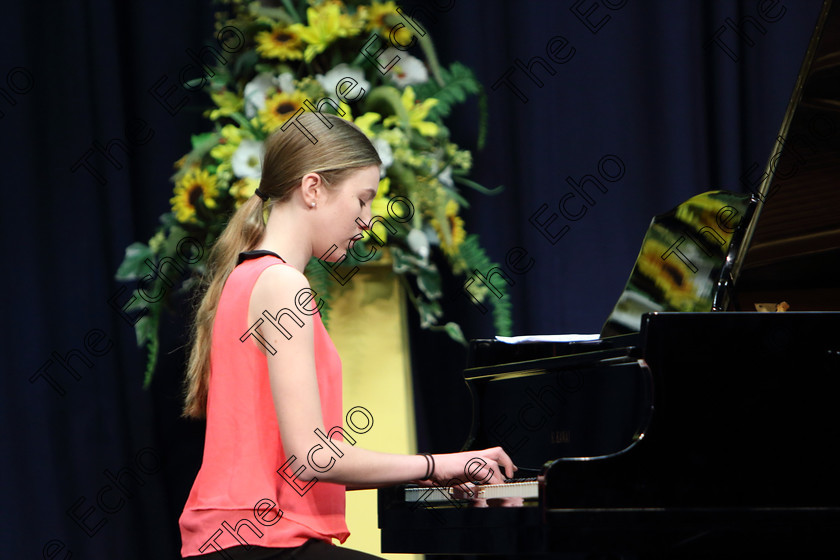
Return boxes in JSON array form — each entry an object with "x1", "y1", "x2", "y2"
[
  {"x1": 600, "y1": 191, "x2": 756, "y2": 336},
  {"x1": 603, "y1": 0, "x2": 839, "y2": 335},
  {"x1": 732, "y1": 0, "x2": 840, "y2": 309}
]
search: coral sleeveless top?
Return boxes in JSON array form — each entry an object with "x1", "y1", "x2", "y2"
[{"x1": 179, "y1": 253, "x2": 349, "y2": 557}]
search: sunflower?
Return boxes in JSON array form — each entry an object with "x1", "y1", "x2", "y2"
[
  {"x1": 255, "y1": 23, "x2": 305, "y2": 61},
  {"x1": 259, "y1": 90, "x2": 309, "y2": 132},
  {"x1": 170, "y1": 168, "x2": 219, "y2": 223},
  {"x1": 634, "y1": 236, "x2": 697, "y2": 311},
  {"x1": 365, "y1": 1, "x2": 398, "y2": 30},
  {"x1": 365, "y1": 0, "x2": 414, "y2": 42}
]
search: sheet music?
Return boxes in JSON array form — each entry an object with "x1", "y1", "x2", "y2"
[{"x1": 494, "y1": 334, "x2": 601, "y2": 344}]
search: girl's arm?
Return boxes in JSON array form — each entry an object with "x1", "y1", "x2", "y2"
[{"x1": 249, "y1": 264, "x2": 516, "y2": 488}]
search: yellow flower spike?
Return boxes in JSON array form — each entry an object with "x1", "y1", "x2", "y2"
[
  {"x1": 215, "y1": 161, "x2": 232, "y2": 183},
  {"x1": 367, "y1": 176, "x2": 391, "y2": 242},
  {"x1": 208, "y1": 90, "x2": 243, "y2": 120},
  {"x1": 210, "y1": 143, "x2": 235, "y2": 162},
  {"x1": 148, "y1": 230, "x2": 166, "y2": 253},
  {"x1": 210, "y1": 125, "x2": 244, "y2": 161},
  {"x1": 219, "y1": 124, "x2": 243, "y2": 143},
  {"x1": 370, "y1": 176, "x2": 390, "y2": 215},
  {"x1": 354, "y1": 112, "x2": 382, "y2": 137},
  {"x1": 338, "y1": 101, "x2": 353, "y2": 121},
  {"x1": 430, "y1": 199, "x2": 466, "y2": 257},
  {"x1": 378, "y1": 176, "x2": 391, "y2": 196}
]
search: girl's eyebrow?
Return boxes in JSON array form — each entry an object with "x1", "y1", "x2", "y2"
[{"x1": 364, "y1": 187, "x2": 377, "y2": 201}]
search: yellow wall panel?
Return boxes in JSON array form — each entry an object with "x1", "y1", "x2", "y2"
[{"x1": 328, "y1": 261, "x2": 420, "y2": 560}]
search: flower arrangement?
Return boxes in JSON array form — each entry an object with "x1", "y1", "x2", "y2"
[{"x1": 117, "y1": 0, "x2": 512, "y2": 385}]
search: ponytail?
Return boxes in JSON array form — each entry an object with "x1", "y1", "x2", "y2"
[
  {"x1": 182, "y1": 195, "x2": 266, "y2": 418},
  {"x1": 182, "y1": 112, "x2": 380, "y2": 418}
]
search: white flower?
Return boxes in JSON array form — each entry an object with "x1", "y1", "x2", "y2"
[
  {"x1": 438, "y1": 166, "x2": 454, "y2": 188},
  {"x1": 384, "y1": 50, "x2": 428, "y2": 87},
  {"x1": 407, "y1": 228, "x2": 430, "y2": 260},
  {"x1": 276, "y1": 72, "x2": 295, "y2": 93},
  {"x1": 423, "y1": 224, "x2": 440, "y2": 247},
  {"x1": 231, "y1": 140, "x2": 264, "y2": 178},
  {"x1": 243, "y1": 73, "x2": 275, "y2": 118},
  {"x1": 423, "y1": 224, "x2": 440, "y2": 246},
  {"x1": 430, "y1": 160, "x2": 454, "y2": 188},
  {"x1": 243, "y1": 72, "x2": 294, "y2": 118},
  {"x1": 316, "y1": 64, "x2": 370, "y2": 104},
  {"x1": 372, "y1": 137, "x2": 393, "y2": 178}
]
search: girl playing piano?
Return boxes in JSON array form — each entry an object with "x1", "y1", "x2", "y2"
[{"x1": 178, "y1": 112, "x2": 516, "y2": 559}]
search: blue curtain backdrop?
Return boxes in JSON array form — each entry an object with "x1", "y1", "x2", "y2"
[{"x1": 0, "y1": 0, "x2": 824, "y2": 558}]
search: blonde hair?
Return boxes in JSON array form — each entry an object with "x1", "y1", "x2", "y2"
[{"x1": 183, "y1": 112, "x2": 381, "y2": 418}]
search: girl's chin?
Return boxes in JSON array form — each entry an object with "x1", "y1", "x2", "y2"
[{"x1": 315, "y1": 242, "x2": 352, "y2": 262}]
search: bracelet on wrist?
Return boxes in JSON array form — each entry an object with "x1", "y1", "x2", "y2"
[{"x1": 417, "y1": 453, "x2": 435, "y2": 479}]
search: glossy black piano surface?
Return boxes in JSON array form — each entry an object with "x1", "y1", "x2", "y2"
[
  {"x1": 379, "y1": 312, "x2": 840, "y2": 557},
  {"x1": 378, "y1": 0, "x2": 840, "y2": 556}
]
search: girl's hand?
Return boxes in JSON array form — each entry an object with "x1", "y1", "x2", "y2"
[
  {"x1": 426, "y1": 446, "x2": 517, "y2": 487},
  {"x1": 425, "y1": 447, "x2": 522, "y2": 508}
]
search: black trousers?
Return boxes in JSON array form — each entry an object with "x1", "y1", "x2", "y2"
[{"x1": 189, "y1": 539, "x2": 383, "y2": 560}]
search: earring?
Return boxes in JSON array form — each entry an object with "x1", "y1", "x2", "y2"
[{"x1": 310, "y1": 202, "x2": 316, "y2": 208}]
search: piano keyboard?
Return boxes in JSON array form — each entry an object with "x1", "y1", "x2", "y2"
[{"x1": 404, "y1": 478, "x2": 539, "y2": 503}]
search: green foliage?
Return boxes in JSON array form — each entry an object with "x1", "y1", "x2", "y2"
[
  {"x1": 115, "y1": 242, "x2": 153, "y2": 281},
  {"x1": 137, "y1": 307, "x2": 161, "y2": 388},
  {"x1": 415, "y1": 62, "x2": 480, "y2": 118},
  {"x1": 304, "y1": 257, "x2": 336, "y2": 328},
  {"x1": 116, "y1": 0, "x2": 513, "y2": 385},
  {"x1": 414, "y1": 62, "x2": 489, "y2": 148},
  {"x1": 457, "y1": 234, "x2": 513, "y2": 336}
]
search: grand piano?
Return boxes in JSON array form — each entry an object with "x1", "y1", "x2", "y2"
[{"x1": 378, "y1": 0, "x2": 840, "y2": 557}]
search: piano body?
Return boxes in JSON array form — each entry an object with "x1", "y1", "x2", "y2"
[{"x1": 378, "y1": 0, "x2": 840, "y2": 556}]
